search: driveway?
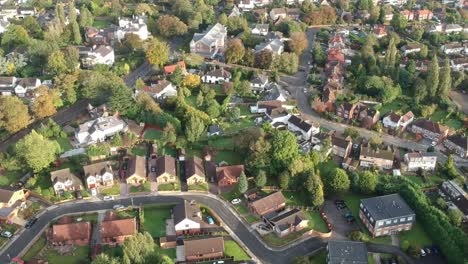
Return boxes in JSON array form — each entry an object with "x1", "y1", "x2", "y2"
[{"x1": 322, "y1": 200, "x2": 359, "y2": 239}]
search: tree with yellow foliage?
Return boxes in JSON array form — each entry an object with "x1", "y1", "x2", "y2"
[{"x1": 181, "y1": 74, "x2": 201, "y2": 89}]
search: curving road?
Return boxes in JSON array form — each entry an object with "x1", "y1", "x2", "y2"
[{"x1": 0, "y1": 194, "x2": 415, "y2": 264}]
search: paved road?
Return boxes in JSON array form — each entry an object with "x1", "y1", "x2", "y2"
[
  {"x1": 0, "y1": 194, "x2": 415, "y2": 264},
  {"x1": 449, "y1": 90, "x2": 468, "y2": 114},
  {"x1": 124, "y1": 61, "x2": 154, "y2": 87},
  {"x1": 0, "y1": 99, "x2": 90, "y2": 153}
]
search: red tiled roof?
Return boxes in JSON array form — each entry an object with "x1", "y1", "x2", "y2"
[
  {"x1": 216, "y1": 165, "x2": 244, "y2": 182},
  {"x1": 51, "y1": 222, "x2": 91, "y2": 243},
  {"x1": 101, "y1": 218, "x2": 137, "y2": 239},
  {"x1": 164, "y1": 61, "x2": 186, "y2": 74}
]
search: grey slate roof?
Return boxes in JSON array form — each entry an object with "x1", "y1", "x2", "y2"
[
  {"x1": 327, "y1": 240, "x2": 369, "y2": 264},
  {"x1": 173, "y1": 200, "x2": 201, "y2": 225},
  {"x1": 360, "y1": 193, "x2": 415, "y2": 221},
  {"x1": 268, "y1": 208, "x2": 306, "y2": 231}
]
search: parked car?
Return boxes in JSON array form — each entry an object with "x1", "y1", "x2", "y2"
[
  {"x1": 420, "y1": 248, "x2": 427, "y2": 257},
  {"x1": 334, "y1": 199, "x2": 345, "y2": 205},
  {"x1": 113, "y1": 204, "x2": 125, "y2": 210},
  {"x1": 207, "y1": 216, "x2": 215, "y2": 225},
  {"x1": 103, "y1": 196, "x2": 114, "y2": 201},
  {"x1": 431, "y1": 245, "x2": 440, "y2": 255},
  {"x1": 336, "y1": 203, "x2": 347, "y2": 209},
  {"x1": 424, "y1": 247, "x2": 432, "y2": 255},
  {"x1": 1, "y1": 231, "x2": 12, "y2": 238},
  {"x1": 231, "y1": 198, "x2": 241, "y2": 205},
  {"x1": 75, "y1": 191, "x2": 83, "y2": 200},
  {"x1": 25, "y1": 218, "x2": 38, "y2": 229}
]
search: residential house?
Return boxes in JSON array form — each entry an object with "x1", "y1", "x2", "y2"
[
  {"x1": 83, "y1": 162, "x2": 114, "y2": 195},
  {"x1": 416, "y1": 9, "x2": 433, "y2": 20},
  {"x1": 403, "y1": 152, "x2": 437, "y2": 172},
  {"x1": 184, "y1": 237, "x2": 224, "y2": 262},
  {"x1": 49, "y1": 222, "x2": 91, "y2": 246},
  {"x1": 163, "y1": 61, "x2": 187, "y2": 75},
  {"x1": 125, "y1": 156, "x2": 147, "y2": 185},
  {"x1": 152, "y1": 155, "x2": 177, "y2": 184},
  {"x1": 451, "y1": 57, "x2": 468, "y2": 72},
  {"x1": 79, "y1": 45, "x2": 115, "y2": 68},
  {"x1": 238, "y1": 0, "x2": 255, "y2": 10},
  {"x1": 101, "y1": 218, "x2": 137, "y2": 246},
  {"x1": 0, "y1": 77, "x2": 41, "y2": 97},
  {"x1": 266, "y1": 208, "x2": 309, "y2": 237},
  {"x1": 201, "y1": 68, "x2": 231, "y2": 84},
  {"x1": 75, "y1": 116, "x2": 127, "y2": 146},
  {"x1": 50, "y1": 169, "x2": 84, "y2": 196},
  {"x1": 250, "y1": 73, "x2": 269, "y2": 94},
  {"x1": 441, "y1": 42, "x2": 466, "y2": 55},
  {"x1": 228, "y1": 5, "x2": 241, "y2": 17},
  {"x1": 252, "y1": 24, "x2": 269, "y2": 36},
  {"x1": 358, "y1": 107, "x2": 380, "y2": 129},
  {"x1": 260, "y1": 83, "x2": 288, "y2": 102},
  {"x1": 382, "y1": 111, "x2": 414, "y2": 130},
  {"x1": 255, "y1": 39, "x2": 284, "y2": 55},
  {"x1": 116, "y1": 16, "x2": 150, "y2": 41},
  {"x1": 411, "y1": 119, "x2": 450, "y2": 142},
  {"x1": 445, "y1": 24, "x2": 464, "y2": 34},
  {"x1": 440, "y1": 180, "x2": 468, "y2": 217},
  {"x1": 400, "y1": 10, "x2": 414, "y2": 20},
  {"x1": 190, "y1": 23, "x2": 227, "y2": 58},
  {"x1": 444, "y1": 134, "x2": 467, "y2": 158},
  {"x1": 373, "y1": 25, "x2": 387, "y2": 38},
  {"x1": 336, "y1": 102, "x2": 359, "y2": 121},
  {"x1": 359, "y1": 145, "x2": 394, "y2": 170},
  {"x1": 252, "y1": 8, "x2": 268, "y2": 21},
  {"x1": 216, "y1": 165, "x2": 245, "y2": 187},
  {"x1": 331, "y1": 136, "x2": 352, "y2": 159},
  {"x1": 327, "y1": 240, "x2": 369, "y2": 264},
  {"x1": 173, "y1": 200, "x2": 202, "y2": 235},
  {"x1": 0, "y1": 187, "x2": 29, "y2": 222},
  {"x1": 287, "y1": 115, "x2": 318, "y2": 140},
  {"x1": 359, "y1": 194, "x2": 415, "y2": 237},
  {"x1": 0, "y1": 16, "x2": 9, "y2": 34},
  {"x1": 185, "y1": 157, "x2": 206, "y2": 185},
  {"x1": 269, "y1": 8, "x2": 287, "y2": 21},
  {"x1": 84, "y1": 27, "x2": 116, "y2": 45},
  {"x1": 248, "y1": 191, "x2": 286, "y2": 217},
  {"x1": 136, "y1": 80, "x2": 177, "y2": 100},
  {"x1": 401, "y1": 43, "x2": 422, "y2": 55}
]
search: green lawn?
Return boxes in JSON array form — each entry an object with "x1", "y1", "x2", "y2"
[
  {"x1": 155, "y1": 246, "x2": 176, "y2": 259},
  {"x1": 131, "y1": 146, "x2": 147, "y2": 156},
  {"x1": 223, "y1": 118, "x2": 255, "y2": 133},
  {"x1": 444, "y1": 118, "x2": 464, "y2": 130},
  {"x1": 239, "y1": 105, "x2": 252, "y2": 116},
  {"x1": 93, "y1": 19, "x2": 111, "y2": 29},
  {"x1": 188, "y1": 183, "x2": 208, "y2": 192},
  {"x1": 23, "y1": 236, "x2": 46, "y2": 261},
  {"x1": 158, "y1": 182, "x2": 181, "y2": 191},
  {"x1": 245, "y1": 215, "x2": 260, "y2": 223},
  {"x1": 130, "y1": 182, "x2": 151, "y2": 193},
  {"x1": 144, "y1": 129, "x2": 163, "y2": 140},
  {"x1": 143, "y1": 205, "x2": 173, "y2": 237},
  {"x1": 0, "y1": 223, "x2": 19, "y2": 248},
  {"x1": 379, "y1": 99, "x2": 411, "y2": 116},
  {"x1": 283, "y1": 191, "x2": 309, "y2": 206},
  {"x1": 224, "y1": 240, "x2": 250, "y2": 261},
  {"x1": 398, "y1": 222, "x2": 432, "y2": 248},
  {"x1": 262, "y1": 229, "x2": 309, "y2": 247},
  {"x1": 47, "y1": 246, "x2": 90, "y2": 264},
  {"x1": 213, "y1": 150, "x2": 243, "y2": 165},
  {"x1": 430, "y1": 110, "x2": 447, "y2": 122},
  {"x1": 56, "y1": 137, "x2": 73, "y2": 152},
  {"x1": 305, "y1": 211, "x2": 329, "y2": 233},
  {"x1": 102, "y1": 245, "x2": 123, "y2": 258},
  {"x1": 317, "y1": 160, "x2": 339, "y2": 178},
  {"x1": 303, "y1": 249, "x2": 327, "y2": 264},
  {"x1": 0, "y1": 169, "x2": 22, "y2": 186},
  {"x1": 100, "y1": 183, "x2": 121, "y2": 196},
  {"x1": 75, "y1": 213, "x2": 98, "y2": 223},
  {"x1": 206, "y1": 137, "x2": 236, "y2": 149}
]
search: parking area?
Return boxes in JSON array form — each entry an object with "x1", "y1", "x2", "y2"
[{"x1": 322, "y1": 200, "x2": 359, "y2": 239}]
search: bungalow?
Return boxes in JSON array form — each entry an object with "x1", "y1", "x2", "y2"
[
  {"x1": 401, "y1": 43, "x2": 422, "y2": 56},
  {"x1": 125, "y1": 156, "x2": 147, "y2": 185},
  {"x1": 252, "y1": 24, "x2": 269, "y2": 36},
  {"x1": 116, "y1": 16, "x2": 150, "y2": 41},
  {"x1": 444, "y1": 134, "x2": 467, "y2": 158},
  {"x1": 152, "y1": 155, "x2": 177, "y2": 184},
  {"x1": 266, "y1": 208, "x2": 309, "y2": 237},
  {"x1": 403, "y1": 152, "x2": 437, "y2": 172},
  {"x1": 359, "y1": 145, "x2": 394, "y2": 170},
  {"x1": 49, "y1": 222, "x2": 91, "y2": 246},
  {"x1": 14, "y1": 78, "x2": 42, "y2": 97},
  {"x1": 0, "y1": 187, "x2": 29, "y2": 222},
  {"x1": 174, "y1": 200, "x2": 202, "y2": 235},
  {"x1": 184, "y1": 237, "x2": 224, "y2": 262},
  {"x1": 185, "y1": 157, "x2": 206, "y2": 185},
  {"x1": 190, "y1": 23, "x2": 227, "y2": 58},
  {"x1": 83, "y1": 161, "x2": 114, "y2": 195},
  {"x1": 163, "y1": 61, "x2": 186, "y2": 75},
  {"x1": 411, "y1": 119, "x2": 450, "y2": 142},
  {"x1": 202, "y1": 68, "x2": 231, "y2": 84},
  {"x1": 451, "y1": 57, "x2": 468, "y2": 72},
  {"x1": 250, "y1": 73, "x2": 269, "y2": 94},
  {"x1": 216, "y1": 165, "x2": 245, "y2": 187},
  {"x1": 255, "y1": 39, "x2": 284, "y2": 55},
  {"x1": 287, "y1": 115, "x2": 318, "y2": 140},
  {"x1": 382, "y1": 111, "x2": 414, "y2": 130},
  {"x1": 238, "y1": 0, "x2": 255, "y2": 10},
  {"x1": 136, "y1": 80, "x2": 177, "y2": 100},
  {"x1": 445, "y1": 24, "x2": 464, "y2": 34},
  {"x1": 441, "y1": 42, "x2": 466, "y2": 55},
  {"x1": 331, "y1": 135, "x2": 352, "y2": 159},
  {"x1": 50, "y1": 169, "x2": 84, "y2": 196},
  {"x1": 101, "y1": 218, "x2": 137, "y2": 246},
  {"x1": 248, "y1": 191, "x2": 286, "y2": 217},
  {"x1": 80, "y1": 45, "x2": 115, "y2": 68}
]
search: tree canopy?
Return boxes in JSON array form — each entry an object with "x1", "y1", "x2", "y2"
[{"x1": 15, "y1": 130, "x2": 60, "y2": 172}]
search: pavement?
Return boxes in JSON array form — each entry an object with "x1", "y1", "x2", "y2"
[{"x1": 0, "y1": 193, "x2": 416, "y2": 264}]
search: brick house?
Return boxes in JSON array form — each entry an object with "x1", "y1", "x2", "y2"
[
  {"x1": 216, "y1": 165, "x2": 245, "y2": 187},
  {"x1": 0, "y1": 187, "x2": 29, "y2": 222},
  {"x1": 101, "y1": 218, "x2": 137, "y2": 246},
  {"x1": 50, "y1": 168, "x2": 84, "y2": 196},
  {"x1": 382, "y1": 111, "x2": 414, "y2": 130},
  {"x1": 358, "y1": 107, "x2": 380, "y2": 129},
  {"x1": 83, "y1": 161, "x2": 114, "y2": 195},
  {"x1": 335, "y1": 102, "x2": 359, "y2": 121},
  {"x1": 266, "y1": 208, "x2": 309, "y2": 237},
  {"x1": 403, "y1": 152, "x2": 437, "y2": 172},
  {"x1": 359, "y1": 194, "x2": 415, "y2": 237},
  {"x1": 190, "y1": 23, "x2": 227, "y2": 58},
  {"x1": 184, "y1": 237, "x2": 224, "y2": 262},
  {"x1": 49, "y1": 222, "x2": 91, "y2": 246},
  {"x1": 359, "y1": 145, "x2": 394, "y2": 170},
  {"x1": 443, "y1": 134, "x2": 467, "y2": 158},
  {"x1": 331, "y1": 136, "x2": 352, "y2": 159},
  {"x1": 248, "y1": 191, "x2": 286, "y2": 217},
  {"x1": 411, "y1": 119, "x2": 451, "y2": 142}
]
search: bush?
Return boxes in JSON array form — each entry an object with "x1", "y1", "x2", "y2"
[
  {"x1": 408, "y1": 245, "x2": 421, "y2": 258},
  {"x1": 347, "y1": 231, "x2": 369, "y2": 242},
  {"x1": 63, "y1": 192, "x2": 73, "y2": 200},
  {"x1": 400, "y1": 240, "x2": 410, "y2": 251}
]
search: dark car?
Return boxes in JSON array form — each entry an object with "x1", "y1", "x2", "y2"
[
  {"x1": 346, "y1": 216, "x2": 356, "y2": 223},
  {"x1": 25, "y1": 218, "x2": 38, "y2": 229},
  {"x1": 75, "y1": 191, "x2": 83, "y2": 200},
  {"x1": 334, "y1": 199, "x2": 345, "y2": 205},
  {"x1": 336, "y1": 203, "x2": 347, "y2": 209},
  {"x1": 431, "y1": 245, "x2": 440, "y2": 255}
]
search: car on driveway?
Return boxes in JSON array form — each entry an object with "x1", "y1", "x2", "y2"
[
  {"x1": 207, "y1": 216, "x2": 215, "y2": 225},
  {"x1": 420, "y1": 248, "x2": 427, "y2": 257},
  {"x1": 1, "y1": 231, "x2": 12, "y2": 238},
  {"x1": 103, "y1": 196, "x2": 114, "y2": 201},
  {"x1": 231, "y1": 199, "x2": 241, "y2": 205}
]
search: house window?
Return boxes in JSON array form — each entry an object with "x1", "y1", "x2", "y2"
[
  {"x1": 386, "y1": 220, "x2": 391, "y2": 224},
  {"x1": 400, "y1": 218, "x2": 405, "y2": 222},
  {"x1": 384, "y1": 230, "x2": 388, "y2": 234},
  {"x1": 185, "y1": 224, "x2": 189, "y2": 228},
  {"x1": 377, "y1": 221, "x2": 383, "y2": 227},
  {"x1": 369, "y1": 217, "x2": 374, "y2": 223},
  {"x1": 393, "y1": 220, "x2": 397, "y2": 223},
  {"x1": 407, "y1": 216, "x2": 413, "y2": 221}
]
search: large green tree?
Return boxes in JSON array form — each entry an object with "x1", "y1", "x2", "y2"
[
  {"x1": 225, "y1": 39, "x2": 245, "y2": 64},
  {"x1": 322, "y1": 168, "x2": 350, "y2": 193},
  {"x1": 15, "y1": 130, "x2": 60, "y2": 172},
  {"x1": 1, "y1": 25, "x2": 30, "y2": 51},
  {"x1": 438, "y1": 57, "x2": 452, "y2": 98},
  {"x1": 271, "y1": 130, "x2": 299, "y2": 170},
  {"x1": 426, "y1": 54, "x2": 439, "y2": 99},
  {"x1": 306, "y1": 173, "x2": 324, "y2": 207},
  {"x1": 109, "y1": 86, "x2": 135, "y2": 115},
  {"x1": 185, "y1": 114, "x2": 205, "y2": 142},
  {"x1": 145, "y1": 39, "x2": 169, "y2": 67},
  {"x1": 237, "y1": 171, "x2": 248, "y2": 194},
  {"x1": 357, "y1": 171, "x2": 378, "y2": 194},
  {"x1": 92, "y1": 254, "x2": 120, "y2": 264},
  {"x1": 122, "y1": 232, "x2": 155, "y2": 264},
  {"x1": 0, "y1": 96, "x2": 30, "y2": 133},
  {"x1": 47, "y1": 50, "x2": 68, "y2": 75}
]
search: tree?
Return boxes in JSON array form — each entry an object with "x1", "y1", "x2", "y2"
[
  {"x1": 288, "y1": 32, "x2": 308, "y2": 55},
  {"x1": 63, "y1": 46, "x2": 80, "y2": 70},
  {"x1": 111, "y1": 133, "x2": 123, "y2": 147},
  {"x1": 226, "y1": 107, "x2": 241, "y2": 122},
  {"x1": 390, "y1": 13, "x2": 407, "y2": 32},
  {"x1": 237, "y1": 171, "x2": 248, "y2": 193},
  {"x1": 47, "y1": 50, "x2": 67, "y2": 75},
  {"x1": 181, "y1": 74, "x2": 201, "y2": 89},
  {"x1": 169, "y1": 67, "x2": 184, "y2": 86},
  {"x1": 55, "y1": 2, "x2": 66, "y2": 24},
  {"x1": 136, "y1": 93, "x2": 161, "y2": 113},
  {"x1": 225, "y1": 39, "x2": 245, "y2": 64},
  {"x1": 426, "y1": 54, "x2": 439, "y2": 99},
  {"x1": 384, "y1": 36, "x2": 398, "y2": 70},
  {"x1": 306, "y1": 173, "x2": 324, "y2": 207},
  {"x1": 135, "y1": 3, "x2": 156, "y2": 16},
  {"x1": 235, "y1": 80, "x2": 252, "y2": 96},
  {"x1": 0, "y1": 96, "x2": 30, "y2": 133},
  {"x1": 146, "y1": 39, "x2": 169, "y2": 67},
  {"x1": 438, "y1": 57, "x2": 451, "y2": 98},
  {"x1": 156, "y1": 15, "x2": 188, "y2": 38},
  {"x1": 92, "y1": 254, "x2": 120, "y2": 264},
  {"x1": 447, "y1": 208, "x2": 463, "y2": 226},
  {"x1": 185, "y1": 114, "x2": 205, "y2": 142},
  {"x1": 32, "y1": 86, "x2": 58, "y2": 118},
  {"x1": 312, "y1": 42, "x2": 326, "y2": 66},
  {"x1": 109, "y1": 86, "x2": 135, "y2": 115},
  {"x1": 122, "y1": 232, "x2": 155, "y2": 264},
  {"x1": 226, "y1": 16, "x2": 249, "y2": 35},
  {"x1": 162, "y1": 123, "x2": 177, "y2": 144},
  {"x1": 364, "y1": 76, "x2": 401, "y2": 104},
  {"x1": 323, "y1": 168, "x2": 350, "y2": 193},
  {"x1": 22, "y1": 16, "x2": 43, "y2": 38},
  {"x1": 279, "y1": 171, "x2": 290, "y2": 189},
  {"x1": 254, "y1": 170, "x2": 267, "y2": 188},
  {"x1": 343, "y1": 128, "x2": 359, "y2": 139},
  {"x1": 278, "y1": 53, "x2": 299, "y2": 74},
  {"x1": 79, "y1": 7, "x2": 94, "y2": 28},
  {"x1": 435, "y1": 197, "x2": 447, "y2": 210},
  {"x1": 68, "y1": 0, "x2": 77, "y2": 22},
  {"x1": 121, "y1": 34, "x2": 143, "y2": 52},
  {"x1": 369, "y1": 135, "x2": 382, "y2": 150},
  {"x1": 15, "y1": 130, "x2": 60, "y2": 172},
  {"x1": 413, "y1": 78, "x2": 427, "y2": 104},
  {"x1": 218, "y1": 13, "x2": 228, "y2": 25},
  {"x1": 357, "y1": 171, "x2": 377, "y2": 194},
  {"x1": 255, "y1": 49, "x2": 273, "y2": 69},
  {"x1": 1, "y1": 25, "x2": 30, "y2": 51},
  {"x1": 271, "y1": 130, "x2": 300, "y2": 170}
]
